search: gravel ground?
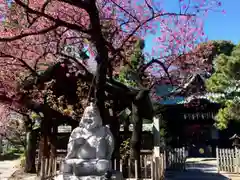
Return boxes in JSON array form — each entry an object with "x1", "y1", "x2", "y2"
[
  {"x1": 0, "y1": 159, "x2": 21, "y2": 180},
  {"x1": 9, "y1": 169, "x2": 39, "y2": 180}
]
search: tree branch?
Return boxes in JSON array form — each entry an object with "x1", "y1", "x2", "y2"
[
  {"x1": 0, "y1": 24, "x2": 59, "y2": 42},
  {"x1": 119, "y1": 12, "x2": 195, "y2": 50},
  {"x1": 139, "y1": 58, "x2": 173, "y2": 85},
  {"x1": 14, "y1": 0, "x2": 89, "y2": 33},
  {"x1": 0, "y1": 52, "x2": 39, "y2": 77},
  {"x1": 57, "y1": 0, "x2": 90, "y2": 10}
]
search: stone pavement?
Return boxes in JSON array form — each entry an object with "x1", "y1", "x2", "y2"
[
  {"x1": 0, "y1": 159, "x2": 20, "y2": 180},
  {"x1": 225, "y1": 174, "x2": 240, "y2": 180},
  {"x1": 165, "y1": 158, "x2": 236, "y2": 180}
]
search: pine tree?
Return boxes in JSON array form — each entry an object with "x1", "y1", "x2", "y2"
[{"x1": 206, "y1": 43, "x2": 240, "y2": 129}]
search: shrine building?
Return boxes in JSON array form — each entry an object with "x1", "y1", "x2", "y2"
[{"x1": 154, "y1": 74, "x2": 240, "y2": 157}]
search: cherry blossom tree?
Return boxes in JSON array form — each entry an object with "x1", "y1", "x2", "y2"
[
  {"x1": 0, "y1": 0, "x2": 223, "y2": 176},
  {"x1": 0, "y1": 0, "x2": 223, "y2": 116}
]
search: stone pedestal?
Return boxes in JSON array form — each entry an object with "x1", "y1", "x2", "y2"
[{"x1": 55, "y1": 171, "x2": 124, "y2": 180}]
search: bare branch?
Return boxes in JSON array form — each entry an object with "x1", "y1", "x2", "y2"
[
  {"x1": 34, "y1": 52, "x2": 49, "y2": 71},
  {"x1": 57, "y1": 0, "x2": 90, "y2": 10},
  {"x1": 139, "y1": 58, "x2": 173, "y2": 85},
  {"x1": 0, "y1": 52, "x2": 38, "y2": 76},
  {"x1": 144, "y1": 0, "x2": 155, "y2": 17},
  {"x1": 110, "y1": 0, "x2": 140, "y2": 24},
  {"x1": 41, "y1": 0, "x2": 51, "y2": 13},
  {"x1": 119, "y1": 12, "x2": 195, "y2": 50},
  {"x1": 14, "y1": 0, "x2": 89, "y2": 33},
  {"x1": 0, "y1": 24, "x2": 59, "y2": 42}
]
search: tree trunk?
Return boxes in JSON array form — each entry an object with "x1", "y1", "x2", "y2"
[
  {"x1": 109, "y1": 103, "x2": 120, "y2": 170},
  {"x1": 123, "y1": 116, "x2": 130, "y2": 140},
  {"x1": 39, "y1": 109, "x2": 52, "y2": 179},
  {"x1": 122, "y1": 116, "x2": 130, "y2": 176},
  {"x1": 24, "y1": 129, "x2": 37, "y2": 173},
  {"x1": 88, "y1": 5, "x2": 109, "y2": 123},
  {"x1": 95, "y1": 57, "x2": 108, "y2": 123},
  {"x1": 130, "y1": 90, "x2": 151, "y2": 178},
  {"x1": 24, "y1": 116, "x2": 37, "y2": 173},
  {"x1": 130, "y1": 102, "x2": 142, "y2": 178},
  {"x1": 37, "y1": 142, "x2": 41, "y2": 175}
]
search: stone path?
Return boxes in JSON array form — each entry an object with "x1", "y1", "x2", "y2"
[
  {"x1": 0, "y1": 159, "x2": 20, "y2": 180},
  {"x1": 165, "y1": 158, "x2": 233, "y2": 180}
]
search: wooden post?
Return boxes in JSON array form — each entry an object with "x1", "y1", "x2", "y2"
[
  {"x1": 151, "y1": 159, "x2": 154, "y2": 180},
  {"x1": 153, "y1": 116, "x2": 161, "y2": 158},
  {"x1": 236, "y1": 147, "x2": 239, "y2": 174},
  {"x1": 120, "y1": 159, "x2": 123, "y2": 172},
  {"x1": 184, "y1": 147, "x2": 186, "y2": 170},
  {"x1": 144, "y1": 155, "x2": 147, "y2": 178},
  {"x1": 0, "y1": 135, "x2": 2, "y2": 154},
  {"x1": 153, "y1": 116, "x2": 163, "y2": 179},
  {"x1": 37, "y1": 146, "x2": 41, "y2": 175},
  {"x1": 216, "y1": 146, "x2": 219, "y2": 173},
  {"x1": 109, "y1": 102, "x2": 120, "y2": 171},
  {"x1": 134, "y1": 160, "x2": 138, "y2": 179},
  {"x1": 50, "y1": 122, "x2": 57, "y2": 177},
  {"x1": 39, "y1": 115, "x2": 52, "y2": 179},
  {"x1": 161, "y1": 154, "x2": 164, "y2": 177},
  {"x1": 128, "y1": 158, "x2": 131, "y2": 178}
]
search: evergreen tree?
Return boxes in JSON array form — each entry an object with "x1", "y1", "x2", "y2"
[
  {"x1": 206, "y1": 43, "x2": 240, "y2": 129},
  {"x1": 117, "y1": 39, "x2": 145, "y2": 87}
]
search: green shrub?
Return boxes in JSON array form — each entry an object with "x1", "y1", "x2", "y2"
[
  {"x1": 120, "y1": 138, "x2": 130, "y2": 159},
  {"x1": 20, "y1": 153, "x2": 26, "y2": 168}
]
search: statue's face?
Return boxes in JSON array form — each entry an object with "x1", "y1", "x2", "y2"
[{"x1": 80, "y1": 105, "x2": 102, "y2": 130}]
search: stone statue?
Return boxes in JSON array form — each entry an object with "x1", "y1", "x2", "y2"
[{"x1": 61, "y1": 103, "x2": 115, "y2": 179}]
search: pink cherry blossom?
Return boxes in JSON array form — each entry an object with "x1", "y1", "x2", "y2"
[{"x1": 0, "y1": 0, "x2": 223, "y2": 120}]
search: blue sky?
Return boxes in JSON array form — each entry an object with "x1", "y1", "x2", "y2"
[
  {"x1": 144, "y1": 0, "x2": 240, "y2": 53},
  {"x1": 204, "y1": 0, "x2": 240, "y2": 44}
]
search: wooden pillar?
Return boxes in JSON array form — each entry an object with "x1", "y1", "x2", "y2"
[
  {"x1": 39, "y1": 117, "x2": 52, "y2": 179},
  {"x1": 39, "y1": 132, "x2": 47, "y2": 179},
  {"x1": 109, "y1": 100, "x2": 120, "y2": 170},
  {"x1": 152, "y1": 116, "x2": 163, "y2": 180},
  {"x1": 49, "y1": 121, "x2": 57, "y2": 177},
  {"x1": 153, "y1": 116, "x2": 161, "y2": 158},
  {"x1": 130, "y1": 102, "x2": 142, "y2": 178}
]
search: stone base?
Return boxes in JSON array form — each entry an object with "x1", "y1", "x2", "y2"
[{"x1": 55, "y1": 171, "x2": 124, "y2": 180}]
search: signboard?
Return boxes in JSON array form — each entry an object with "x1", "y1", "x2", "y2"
[{"x1": 183, "y1": 112, "x2": 215, "y2": 120}]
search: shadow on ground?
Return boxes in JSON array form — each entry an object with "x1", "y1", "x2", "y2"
[
  {"x1": 200, "y1": 158, "x2": 217, "y2": 162},
  {"x1": 0, "y1": 153, "x2": 21, "y2": 161},
  {"x1": 165, "y1": 160, "x2": 230, "y2": 180},
  {"x1": 166, "y1": 169, "x2": 229, "y2": 180},
  {"x1": 166, "y1": 170, "x2": 229, "y2": 180},
  {"x1": 186, "y1": 162, "x2": 216, "y2": 170}
]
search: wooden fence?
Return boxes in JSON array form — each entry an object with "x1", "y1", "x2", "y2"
[
  {"x1": 54, "y1": 153, "x2": 163, "y2": 180},
  {"x1": 113, "y1": 155, "x2": 165, "y2": 180},
  {"x1": 216, "y1": 147, "x2": 240, "y2": 173},
  {"x1": 37, "y1": 147, "x2": 186, "y2": 179}
]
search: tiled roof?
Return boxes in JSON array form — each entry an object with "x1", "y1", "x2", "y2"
[{"x1": 154, "y1": 73, "x2": 223, "y2": 105}]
